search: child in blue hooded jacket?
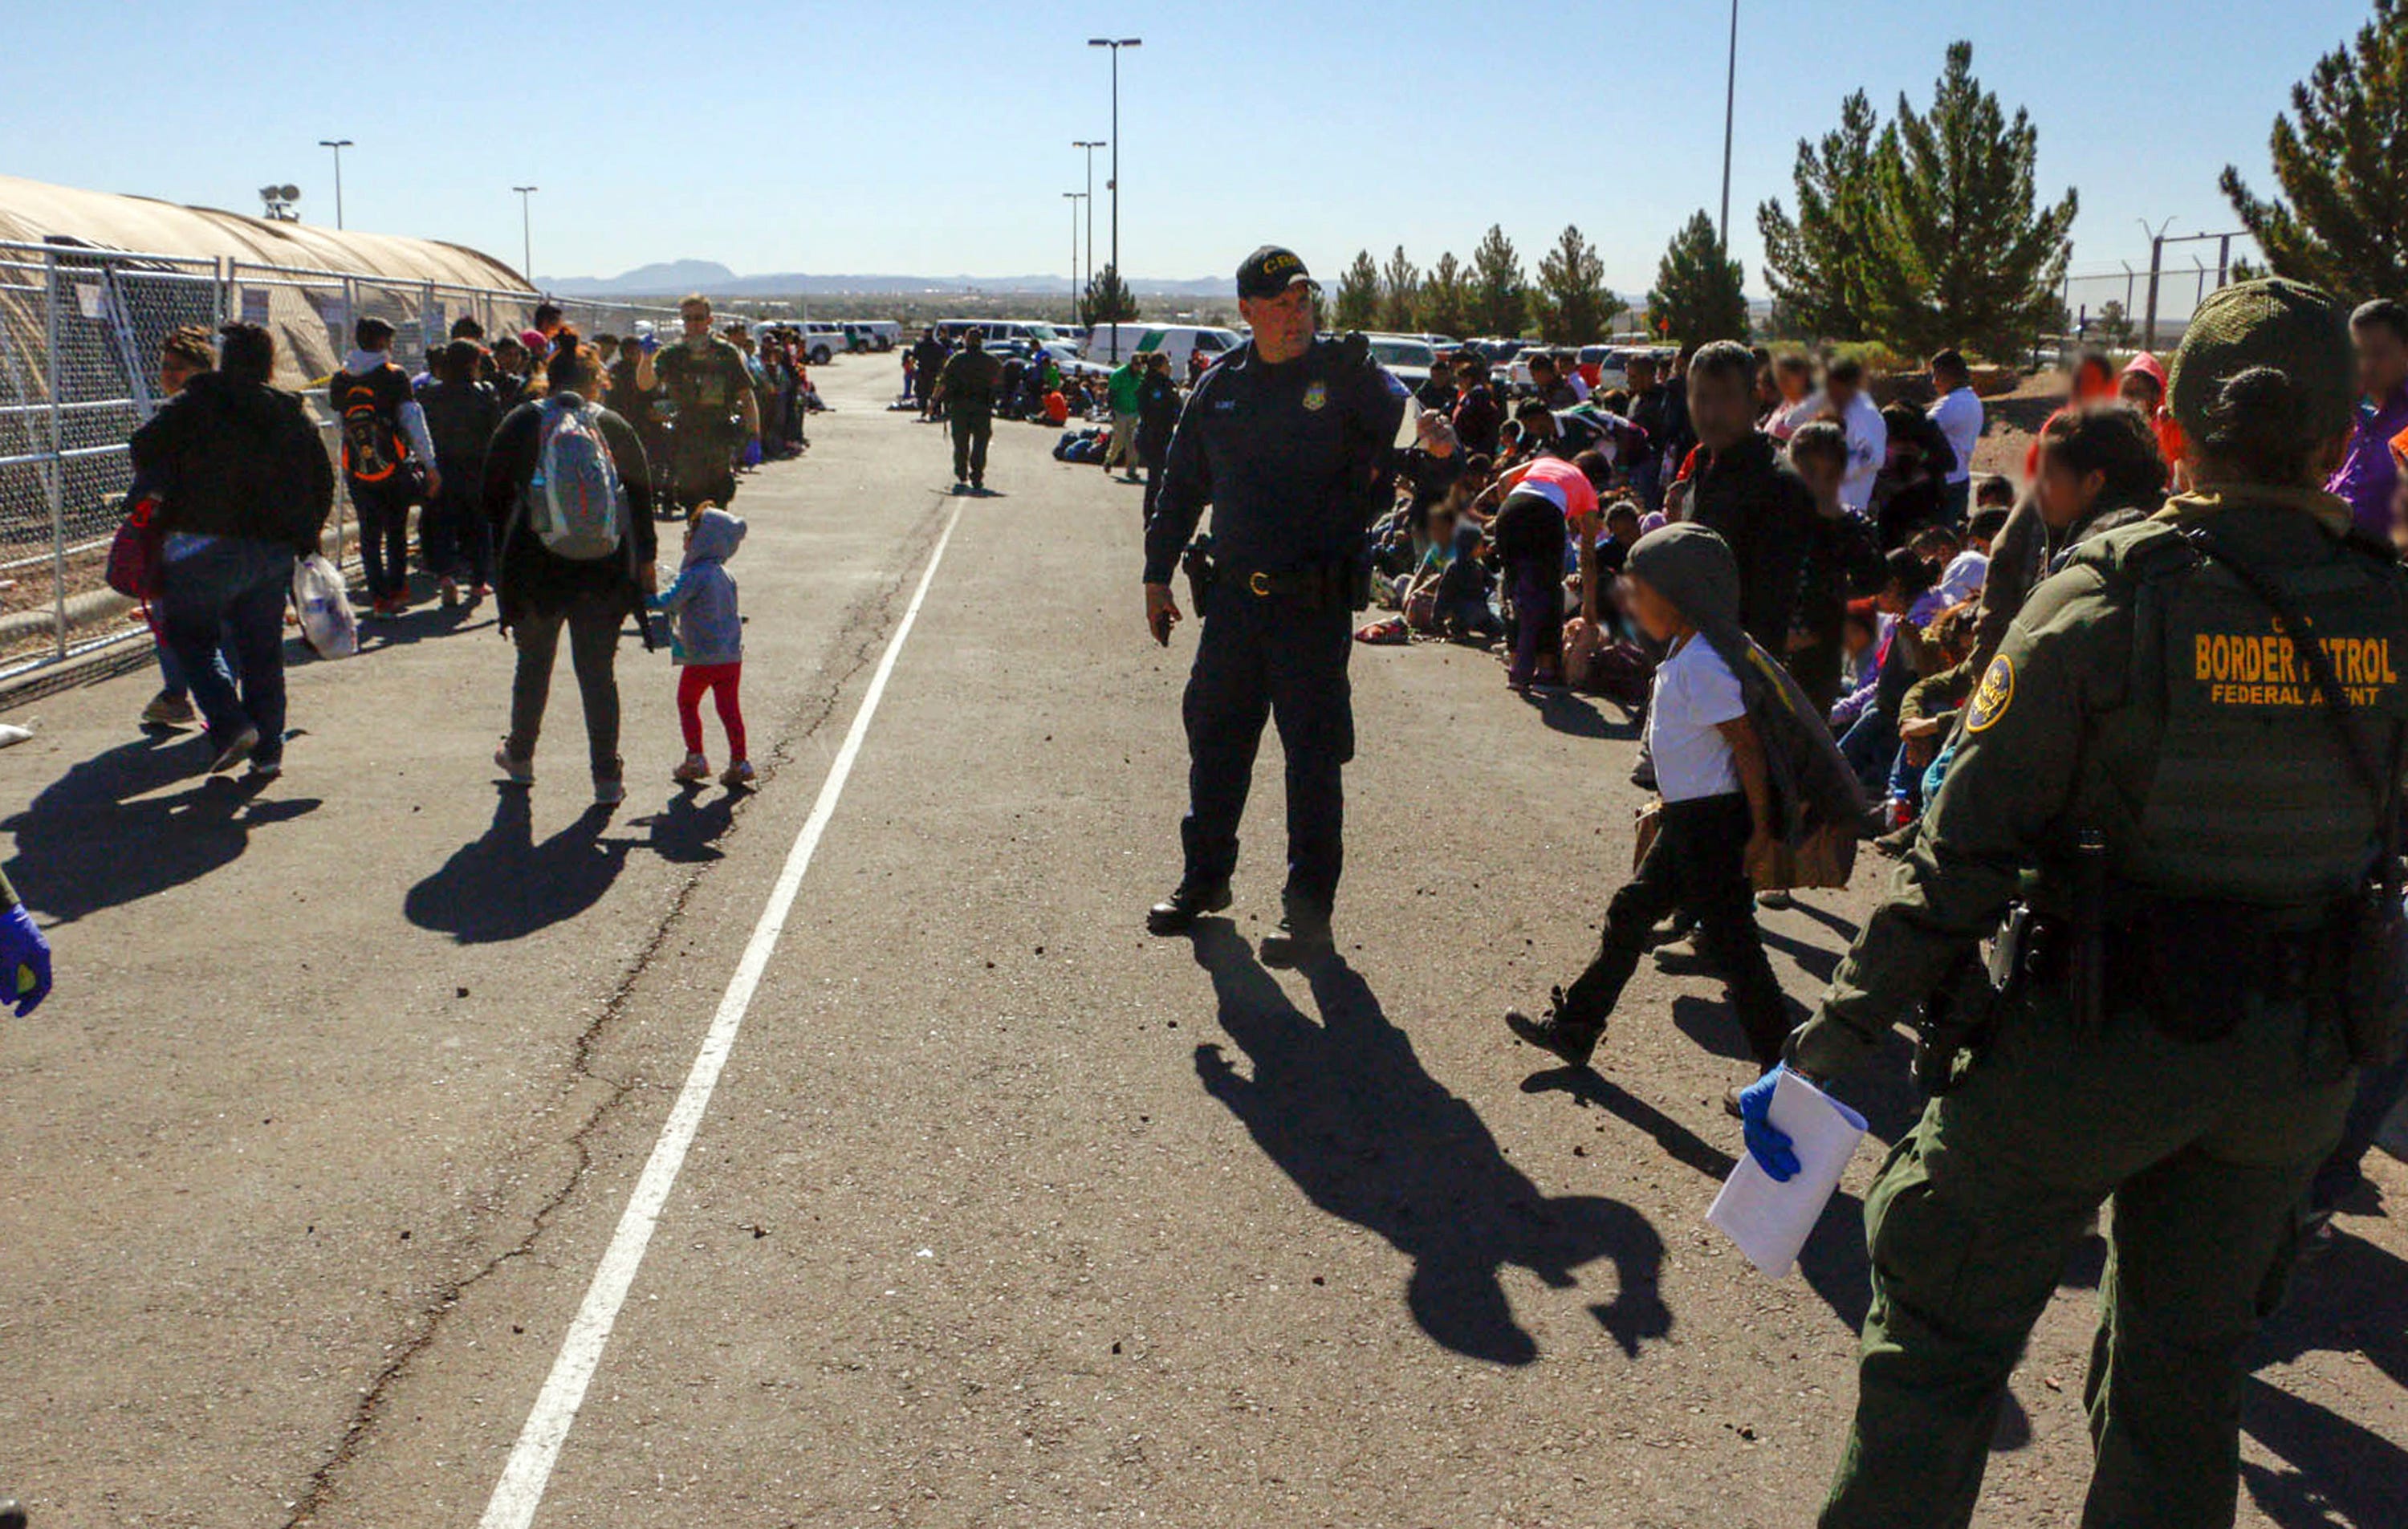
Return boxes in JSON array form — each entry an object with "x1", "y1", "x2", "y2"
[{"x1": 651, "y1": 504, "x2": 751, "y2": 787}]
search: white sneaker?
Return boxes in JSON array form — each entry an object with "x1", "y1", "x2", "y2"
[{"x1": 493, "y1": 743, "x2": 535, "y2": 785}]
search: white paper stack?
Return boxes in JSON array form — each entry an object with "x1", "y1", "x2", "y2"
[{"x1": 1706, "y1": 1071, "x2": 1870, "y2": 1278}]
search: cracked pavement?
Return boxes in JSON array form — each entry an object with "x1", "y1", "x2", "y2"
[{"x1": 2, "y1": 359, "x2": 2400, "y2": 1529}]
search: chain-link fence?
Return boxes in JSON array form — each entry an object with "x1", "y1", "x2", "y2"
[{"x1": 0, "y1": 239, "x2": 730, "y2": 682}]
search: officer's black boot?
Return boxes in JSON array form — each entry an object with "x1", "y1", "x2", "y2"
[
  {"x1": 0, "y1": 1494, "x2": 26, "y2": 1529},
  {"x1": 1505, "y1": 986, "x2": 1605, "y2": 1068},
  {"x1": 1258, "y1": 897, "x2": 1334, "y2": 969},
  {"x1": 1146, "y1": 879, "x2": 1231, "y2": 935}
]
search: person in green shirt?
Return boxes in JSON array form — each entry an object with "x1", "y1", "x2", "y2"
[
  {"x1": 1743, "y1": 278, "x2": 2408, "y2": 1528},
  {"x1": 1106, "y1": 353, "x2": 1146, "y2": 482}
]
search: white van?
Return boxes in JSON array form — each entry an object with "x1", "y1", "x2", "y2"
[
  {"x1": 843, "y1": 320, "x2": 901, "y2": 352},
  {"x1": 934, "y1": 318, "x2": 1063, "y2": 349},
  {"x1": 1082, "y1": 323, "x2": 1243, "y2": 374}
]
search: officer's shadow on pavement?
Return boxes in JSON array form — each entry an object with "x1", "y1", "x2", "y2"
[
  {"x1": 1186, "y1": 921, "x2": 1672, "y2": 1366},
  {"x1": 405, "y1": 787, "x2": 636, "y2": 944},
  {"x1": 1527, "y1": 690, "x2": 1641, "y2": 742},
  {"x1": 3, "y1": 733, "x2": 321, "y2": 922},
  {"x1": 2239, "y1": 1228, "x2": 2408, "y2": 1529}
]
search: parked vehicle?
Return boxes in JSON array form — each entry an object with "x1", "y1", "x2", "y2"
[
  {"x1": 934, "y1": 318, "x2": 1064, "y2": 349},
  {"x1": 1080, "y1": 323, "x2": 1243, "y2": 376},
  {"x1": 1364, "y1": 333, "x2": 1438, "y2": 388},
  {"x1": 842, "y1": 320, "x2": 901, "y2": 352}
]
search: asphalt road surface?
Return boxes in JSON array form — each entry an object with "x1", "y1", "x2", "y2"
[{"x1": 2, "y1": 359, "x2": 2401, "y2": 1529}]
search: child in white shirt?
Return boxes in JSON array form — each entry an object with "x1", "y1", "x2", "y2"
[{"x1": 1507, "y1": 534, "x2": 1789, "y2": 1075}]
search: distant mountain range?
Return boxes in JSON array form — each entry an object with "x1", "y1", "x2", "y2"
[{"x1": 538, "y1": 259, "x2": 1233, "y2": 300}]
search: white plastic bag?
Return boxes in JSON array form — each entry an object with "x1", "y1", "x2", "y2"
[{"x1": 292, "y1": 554, "x2": 358, "y2": 660}]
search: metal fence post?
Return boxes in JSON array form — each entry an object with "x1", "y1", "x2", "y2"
[{"x1": 43, "y1": 249, "x2": 66, "y2": 660}]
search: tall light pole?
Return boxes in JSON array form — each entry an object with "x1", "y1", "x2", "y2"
[
  {"x1": 1064, "y1": 192, "x2": 1087, "y2": 326},
  {"x1": 1087, "y1": 38, "x2": 1141, "y2": 360},
  {"x1": 1073, "y1": 139, "x2": 1105, "y2": 319},
  {"x1": 319, "y1": 139, "x2": 353, "y2": 229},
  {"x1": 514, "y1": 186, "x2": 539, "y2": 283},
  {"x1": 1718, "y1": 0, "x2": 1738, "y2": 249}
]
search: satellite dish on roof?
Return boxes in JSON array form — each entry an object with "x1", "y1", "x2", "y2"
[{"x1": 280, "y1": 185, "x2": 301, "y2": 202}]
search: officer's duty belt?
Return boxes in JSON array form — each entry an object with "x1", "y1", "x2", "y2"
[{"x1": 1233, "y1": 565, "x2": 1347, "y2": 605}]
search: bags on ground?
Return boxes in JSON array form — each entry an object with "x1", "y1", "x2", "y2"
[{"x1": 291, "y1": 555, "x2": 358, "y2": 660}]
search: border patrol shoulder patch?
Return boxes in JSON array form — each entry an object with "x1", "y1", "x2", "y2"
[{"x1": 1966, "y1": 654, "x2": 2015, "y2": 733}]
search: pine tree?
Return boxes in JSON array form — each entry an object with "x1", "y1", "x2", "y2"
[
  {"x1": 1421, "y1": 252, "x2": 1475, "y2": 338},
  {"x1": 1379, "y1": 246, "x2": 1422, "y2": 332},
  {"x1": 1757, "y1": 90, "x2": 1884, "y2": 344},
  {"x1": 1333, "y1": 250, "x2": 1381, "y2": 331},
  {"x1": 1081, "y1": 264, "x2": 1138, "y2": 326},
  {"x1": 1466, "y1": 226, "x2": 1530, "y2": 338},
  {"x1": 1531, "y1": 225, "x2": 1617, "y2": 344},
  {"x1": 1865, "y1": 42, "x2": 2076, "y2": 360},
  {"x1": 2221, "y1": 0, "x2": 2408, "y2": 303},
  {"x1": 1646, "y1": 212, "x2": 1749, "y2": 344}
]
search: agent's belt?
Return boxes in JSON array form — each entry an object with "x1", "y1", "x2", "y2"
[{"x1": 1233, "y1": 565, "x2": 1348, "y2": 602}]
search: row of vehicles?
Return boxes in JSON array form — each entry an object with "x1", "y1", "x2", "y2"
[{"x1": 746, "y1": 319, "x2": 905, "y2": 363}]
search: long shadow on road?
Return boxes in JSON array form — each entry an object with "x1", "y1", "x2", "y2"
[
  {"x1": 3, "y1": 734, "x2": 320, "y2": 921},
  {"x1": 2241, "y1": 1227, "x2": 2408, "y2": 1529},
  {"x1": 405, "y1": 788, "x2": 633, "y2": 944},
  {"x1": 1187, "y1": 921, "x2": 1671, "y2": 1366}
]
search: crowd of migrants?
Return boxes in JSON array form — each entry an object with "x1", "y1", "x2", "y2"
[
  {"x1": 1321, "y1": 320, "x2": 2405, "y2": 1245},
  {"x1": 121, "y1": 294, "x2": 806, "y2": 799}
]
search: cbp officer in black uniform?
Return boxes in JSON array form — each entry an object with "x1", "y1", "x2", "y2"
[{"x1": 1141, "y1": 246, "x2": 1409, "y2": 964}]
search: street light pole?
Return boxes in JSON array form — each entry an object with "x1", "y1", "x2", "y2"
[
  {"x1": 1718, "y1": 0, "x2": 1739, "y2": 250},
  {"x1": 1064, "y1": 192, "x2": 1085, "y2": 327},
  {"x1": 319, "y1": 139, "x2": 352, "y2": 229},
  {"x1": 1073, "y1": 140, "x2": 1104, "y2": 320},
  {"x1": 1087, "y1": 39, "x2": 1141, "y2": 360},
  {"x1": 514, "y1": 186, "x2": 539, "y2": 283}
]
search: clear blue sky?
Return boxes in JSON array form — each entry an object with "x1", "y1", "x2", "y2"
[{"x1": 0, "y1": 0, "x2": 2372, "y2": 294}]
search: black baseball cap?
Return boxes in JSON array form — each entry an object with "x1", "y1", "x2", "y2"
[{"x1": 1236, "y1": 246, "x2": 1312, "y2": 302}]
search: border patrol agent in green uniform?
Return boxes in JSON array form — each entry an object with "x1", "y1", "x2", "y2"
[
  {"x1": 1739, "y1": 279, "x2": 2408, "y2": 1528},
  {"x1": 934, "y1": 328, "x2": 1005, "y2": 494},
  {"x1": 656, "y1": 295, "x2": 760, "y2": 517}
]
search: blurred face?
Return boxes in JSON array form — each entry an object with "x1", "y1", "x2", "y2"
[
  {"x1": 1239, "y1": 284, "x2": 1315, "y2": 362},
  {"x1": 158, "y1": 351, "x2": 203, "y2": 396},
  {"x1": 1776, "y1": 360, "x2": 1812, "y2": 402},
  {"x1": 1625, "y1": 576, "x2": 1685, "y2": 642},
  {"x1": 1826, "y1": 373, "x2": 1861, "y2": 411},
  {"x1": 2355, "y1": 319, "x2": 2408, "y2": 401},
  {"x1": 1607, "y1": 511, "x2": 1640, "y2": 544},
  {"x1": 1842, "y1": 620, "x2": 1874, "y2": 657},
  {"x1": 1628, "y1": 358, "x2": 1657, "y2": 390},
  {"x1": 680, "y1": 305, "x2": 712, "y2": 343},
  {"x1": 1688, "y1": 364, "x2": 1755, "y2": 447},
  {"x1": 2118, "y1": 373, "x2": 2162, "y2": 413},
  {"x1": 1430, "y1": 510, "x2": 1458, "y2": 543},
  {"x1": 2036, "y1": 446, "x2": 2106, "y2": 531},
  {"x1": 1793, "y1": 449, "x2": 1846, "y2": 504}
]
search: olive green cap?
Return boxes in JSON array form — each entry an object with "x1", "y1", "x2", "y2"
[{"x1": 2166, "y1": 277, "x2": 2356, "y2": 445}]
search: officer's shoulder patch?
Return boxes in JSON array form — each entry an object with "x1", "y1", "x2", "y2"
[
  {"x1": 1302, "y1": 380, "x2": 1328, "y2": 413},
  {"x1": 1966, "y1": 653, "x2": 2015, "y2": 733}
]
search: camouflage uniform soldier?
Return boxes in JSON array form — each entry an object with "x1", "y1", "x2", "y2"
[{"x1": 654, "y1": 295, "x2": 759, "y2": 516}]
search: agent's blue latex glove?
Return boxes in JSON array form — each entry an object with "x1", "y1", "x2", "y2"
[
  {"x1": 740, "y1": 437, "x2": 763, "y2": 467},
  {"x1": 638, "y1": 334, "x2": 658, "y2": 356},
  {"x1": 0, "y1": 904, "x2": 51, "y2": 1017},
  {"x1": 1739, "y1": 1066, "x2": 1800, "y2": 1181}
]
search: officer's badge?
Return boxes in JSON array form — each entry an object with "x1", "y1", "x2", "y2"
[
  {"x1": 1302, "y1": 381, "x2": 1328, "y2": 413},
  {"x1": 1966, "y1": 654, "x2": 2015, "y2": 733}
]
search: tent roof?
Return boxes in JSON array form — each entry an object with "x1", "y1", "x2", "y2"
[{"x1": 0, "y1": 173, "x2": 530, "y2": 292}]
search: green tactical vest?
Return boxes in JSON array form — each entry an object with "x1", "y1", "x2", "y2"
[{"x1": 2110, "y1": 512, "x2": 2408, "y2": 909}]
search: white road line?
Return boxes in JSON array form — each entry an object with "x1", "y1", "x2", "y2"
[{"x1": 477, "y1": 498, "x2": 968, "y2": 1529}]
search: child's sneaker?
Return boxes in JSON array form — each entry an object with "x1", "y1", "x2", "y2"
[
  {"x1": 493, "y1": 742, "x2": 535, "y2": 785},
  {"x1": 720, "y1": 759, "x2": 755, "y2": 789},
  {"x1": 439, "y1": 576, "x2": 460, "y2": 608},
  {"x1": 673, "y1": 753, "x2": 712, "y2": 783}
]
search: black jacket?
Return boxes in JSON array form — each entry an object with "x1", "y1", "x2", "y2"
[
  {"x1": 1136, "y1": 372, "x2": 1182, "y2": 459},
  {"x1": 1686, "y1": 432, "x2": 1816, "y2": 653},
  {"x1": 129, "y1": 372, "x2": 334, "y2": 554},
  {"x1": 480, "y1": 397, "x2": 658, "y2": 635}
]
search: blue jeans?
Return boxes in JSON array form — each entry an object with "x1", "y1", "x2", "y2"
[
  {"x1": 158, "y1": 535, "x2": 295, "y2": 764},
  {"x1": 1838, "y1": 707, "x2": 1899, "y2": 797},
  {"x1": 152, "y1": 619, "x2": 236, "y2": 700}
]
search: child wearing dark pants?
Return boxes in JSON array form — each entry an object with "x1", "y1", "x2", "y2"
[
  {"x1": 1508, "y1": 523, "x2": 1788, "y2": 1076},
  {"x1": 1490, "y1": 489, "x2": 1567, "y2": 690}
]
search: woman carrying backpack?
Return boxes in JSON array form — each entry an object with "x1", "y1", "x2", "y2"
[{"x1": 482, "y1": 332, "x2": 659, "y2": 807}]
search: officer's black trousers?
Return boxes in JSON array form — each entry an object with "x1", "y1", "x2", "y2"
[
  {"x1": 1181, "y1": 595, "x2": 1354, "y2": 914},
  {"x1": 950, "y1": 411, "x2": 992, "y2": 485}
]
